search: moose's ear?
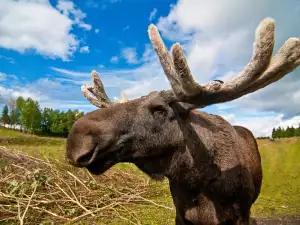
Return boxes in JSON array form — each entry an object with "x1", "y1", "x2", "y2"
[{"x1": 145, "y1": 98, "x2": 175, "y2": 120}]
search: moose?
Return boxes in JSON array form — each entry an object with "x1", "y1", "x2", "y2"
[{"x1": 66, "y1": 18, "x2": 300, "y2": 224}]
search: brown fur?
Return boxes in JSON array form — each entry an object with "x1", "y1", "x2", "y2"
[{"x1": 66, "y1": 94, "x2": 262, "y2": 225}]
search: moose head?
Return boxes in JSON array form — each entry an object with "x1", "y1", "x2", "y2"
[{"x1": 66, "y1": 18, "x2": 300, "y2": 224}]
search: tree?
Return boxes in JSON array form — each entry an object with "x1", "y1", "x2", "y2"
[
  {"x1": 277, "y1": 127, "x2": 283, "y2": 138},
  {"x1": 66, "y1": 109, "x2": 75, "y2": 131},
  {"x1": 294, "y1": 124, "x2": 300, "y2": 137},
  {"x1": 272, "y1": 128, "x2": 276, "y2": 139},
  {"x1": 9, "y1": 109, "x2": 18, "y2": 128},
  {"x1": 41, "y1": 108, "x2": 53, "y2": 133},
  {"x1": 278, "y1": 126, "x2": 295, "y2": 138},
  {"x1": 15, "y1": 97, "x2": 25, "y2": 130},
  {"x1": 1, "y1": 104, "x2": 10, "y2": 124},
  {"x1": 16, "y1": 97, "x2": 25, "y2": 110},
  {"x1": 21, "y1": 98, "x2": 41, "y2": 133},
  {"x1": 74, "y1": 110, "x2": 84, "y2": 120}
]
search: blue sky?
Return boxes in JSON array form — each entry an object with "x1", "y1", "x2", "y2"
[{"x1": 0, "y1": 0, "x2": 300, "y2": 137}]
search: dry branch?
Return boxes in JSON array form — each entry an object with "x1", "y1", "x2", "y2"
[{"x1": 0, "y1": 147, "x2": 174, "y2": 224}]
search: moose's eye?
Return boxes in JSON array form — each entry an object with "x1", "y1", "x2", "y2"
[{"x1": 151, "y1": 105, "x2": 166, "y2": 114}]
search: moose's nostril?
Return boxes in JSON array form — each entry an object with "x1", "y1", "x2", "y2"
[{"x1": 77, "y1": 150, "x2": 95, "y2": 166}]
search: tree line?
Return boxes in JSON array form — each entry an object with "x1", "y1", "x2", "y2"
[
  {"x1": 272, "y1": 125, "x2": 300, "y2": 139},
  {"x1": 0, "y1": 97, "x2": 84, "y2": 137}
]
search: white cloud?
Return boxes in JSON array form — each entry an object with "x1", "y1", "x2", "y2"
[
  {"x1": 100, "y1": 0, "x2": 122, "y2": 10},
  {"x1": 48, "y1": 61, "x2": 167, "y2": 99},
  {"x1": 95, "y1": 28, "x2": 100, "y2": 34},
  {"x1": 0, "y1": 72, "x2": 18, "y2": 81},
  {"x1": 157, "y1": 0, "x2": 271, "y2": 40},
  {"x1": 0, "y1": 54, "x2": 15, "y2": 64},
  {"x1": 0, "y1": 85, "x2": 43, "y2": 104},
  {"x1": 0, "y1": 0, "x2": 91, "y2": 61},
  {"x1": 110, "y1": 56, "x2": 119, "y2": 63},
  {"x1": 56, "y1": 0, "x2": 92, "y2": 31},
  {"x1": 85, "y1": 0, "x2": 99, "y2": 9},
  {"x1": 221, "y1": 113, "x2": 300, "y2": 137},
  {"x1": 0, "y1": 73, "x2": 97, "y2": 113},
  {"x1": 0, "y1": 73, "x2": 6, "y2": 81},
  {"x1": 79, "y1": 46, "x2": 90, "y2": 53},
  {"x1": 149, "y1": 8, "x2": 157, "y2": 21},
  {"x1": 229, "y1": 73, "x2": 300, "y2": 118},
  {"x1": 50, "y1": 67, "x2": 89, "y2": 77},
  {"x1": 141, "y1": 44, "x2": 153, "y2": 63},
  {"x1": 115, "y1": 45, "x2": 156, "y2": 65},
  {"x1": 121, "y1": 47, "x2": 139, "y2": 64}
]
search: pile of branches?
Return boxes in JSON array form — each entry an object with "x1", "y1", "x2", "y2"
[{"x1": 0, "y1": 147, "x2": 173, "y2": 224}]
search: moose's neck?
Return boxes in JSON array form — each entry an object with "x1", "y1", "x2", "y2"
[
  {"x1": 133, "y1": 144, "x2": 185, "y2": 181},
  {"x1": 134, "y1": 108, "x2": 222, "y2": 185},
  {"x1": 134, "y1": 143, "x2": 220, "y2": 188}
]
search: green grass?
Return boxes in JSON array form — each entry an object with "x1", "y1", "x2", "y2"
[
  {"x1": 0, "y1": 126, "x2": 299, "y2": 224},
  {"x1": 252, "y1": 138, "x2": 300, "y2": 218}
]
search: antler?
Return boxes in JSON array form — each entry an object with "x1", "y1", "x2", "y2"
[
  {"x1": 114, "y1": 92, "x2": 128, "y2": 103},
  {"x1": 149, "y1": 17, "x2": 300, "y2": 108},
  {"x1": 82, "y1": 18, "x2": 299, "y2": 110},
  {"x1": 81, "y1": 70, "x2": 128, "y2": 108}
]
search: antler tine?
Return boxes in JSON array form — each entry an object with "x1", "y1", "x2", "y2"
[
  {"x1": 237, "y1": 37, "x2": 300, "y2": 97},
  {"x1": 91, "y1": 70, "x2": 112, "y2": 104},
  {"x1": 221, "y1": 18, "x2": 275, "y2": 92},
  {"x1": 171, "y1": 43, "x2": 202, "y2": 98},
  {"x1": 121, "y1": 91, "x2": 128, "y2": 102},
  {"x1": 82, "y1": 70, "x2": 112, "y2": 108},
  {"x1": 148, "y1": 24, "x2": 184, "y2": 99},
  {"x1": 113, "y1": 92, "x2": 128, "y2": 103}
]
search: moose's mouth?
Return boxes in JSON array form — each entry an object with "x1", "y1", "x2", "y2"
[
  {"x1": 83, "y1": 143, "x2": 121, "y2": 175},
  {"x1": 86, "y1": 150, "x2": 118, "y2": 175}
]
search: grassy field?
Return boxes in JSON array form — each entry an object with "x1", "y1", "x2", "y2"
[{"x1": 0, "y1": 127, "x2": 299, "y2": 224}]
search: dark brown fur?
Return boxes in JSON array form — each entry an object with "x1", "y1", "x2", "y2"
[{"x1": 66, "y1": 93, "x2": 262, "y2": 225}]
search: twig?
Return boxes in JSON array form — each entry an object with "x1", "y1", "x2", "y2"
[
  {"x1": 135, "y1": 195, "x2": 174, "y2": 210},
  {"x1": 31, "y1": 206, "x2": 71, "y2": 221},
  {"x1": 20, "y1": 183, "x2": 37, "y2": 223},
  {"x1": 67, "y1": 171, "x2": 91, "y2": 192},
  {"x1": 17, "y1": 199, "x2": 22, "y2": 225},
  {"x1": 70, "y1": 202, "x2": 119, "y2": 222},
  {"x1": 11, "y1": 164, "x2": 31, "y2": 173},
  {"x1": 0, "y1": 216, "x2": 17, "y2": 222},
  {"x1": 86, "y1": 170, "x2": 97, "y2": 183}
]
